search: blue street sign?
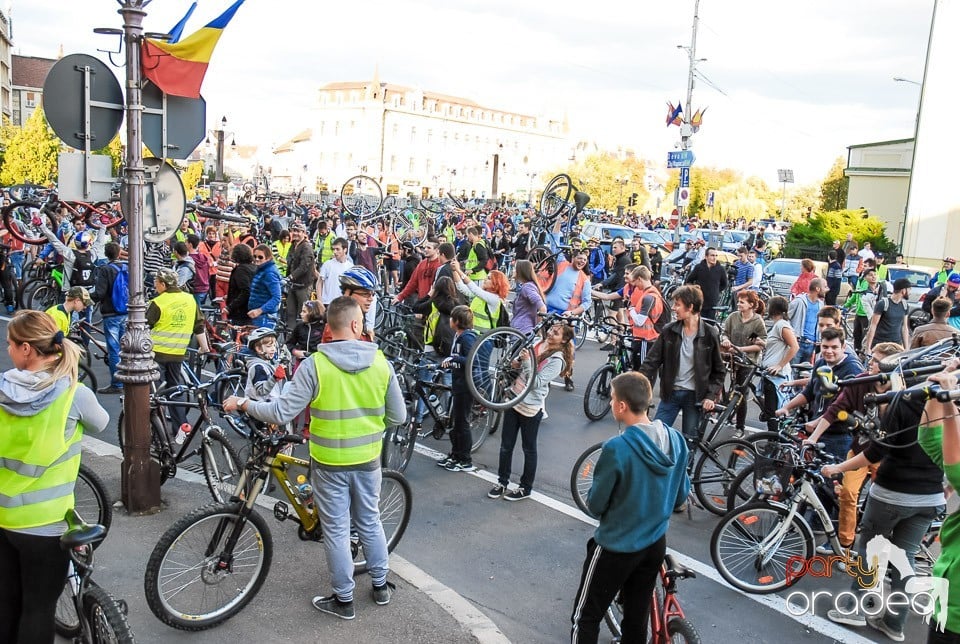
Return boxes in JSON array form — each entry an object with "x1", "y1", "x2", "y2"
[
  {"x1": 706, "y1": 190, "x2": 715, "y2": 207},
  {"x1": 679, "y1": 167, "x2": 690, "y2": 188},
  {"x1": 667, "y1": 150, "x2": 696, "y2": 168}
]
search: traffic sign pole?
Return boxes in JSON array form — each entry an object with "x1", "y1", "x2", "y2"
[{"x1": 117, "y1": 1, "x2": 161, "y2": 515}]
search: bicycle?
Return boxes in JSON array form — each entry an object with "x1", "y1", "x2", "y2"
[
  {"x1": 117, "y1": 367, "x2": 244, "y2": 502},
  {"x1": 603, "y1": 554, "x2": 701, "y2": 643},
  {"x1": 1, "y1": 192, "x2": 122, "y2": 246},
  {"x1": 143, "y1": 415, "x2": 412, "y2": 631},
  {"x1": 582, "y1": 319, "x2": 634, "y2": 421},
  {"x1": 54, "y1": 509, "x2": 135, "y2": 643}
]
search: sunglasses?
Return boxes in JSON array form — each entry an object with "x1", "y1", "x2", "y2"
[{"x1": 254, "y1": 255, "x2": 266, "y2": 260}]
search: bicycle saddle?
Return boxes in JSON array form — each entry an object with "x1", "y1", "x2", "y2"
[
  {"x1": 60, "y1": 509, "x2": 106, "y2": 550},
  {"x1": 793, "y1": 362, "x2": 814, "y2": 373},
  {"x1": 664, "y1": 554, "x2": 696, "y2": 579}
]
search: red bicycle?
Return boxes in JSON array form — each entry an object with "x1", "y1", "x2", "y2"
[
  {"x1": 605, "y1": 554, "x2": 701, "y2": 643},
  {"x1": 2, "y1": 192, "x2": 123, "y2": 245}
]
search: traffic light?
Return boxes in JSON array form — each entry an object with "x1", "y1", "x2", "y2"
[{"x1": 627, "y1": 192, "x2": 638, "y2": 207}]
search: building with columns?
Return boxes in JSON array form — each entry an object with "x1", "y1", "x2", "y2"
[{"x1": 271, "y1": 71, "x2": 571, "y2": 200}]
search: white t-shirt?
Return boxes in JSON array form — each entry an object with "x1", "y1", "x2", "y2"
[
  {"x1": 858, "y1": 248, "x2": 875, "y2": 262},
  {"x1": 318, "y1": 257, "x2": 353, "y2": 304}
]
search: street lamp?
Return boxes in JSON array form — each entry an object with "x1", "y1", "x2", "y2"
[
  {"x1": 486, "y1": 143, "x2": 504, "y2": 200},
  {"x1": 614, "y1": 175, "x2": 630, "y2": 215},
  {"x1": 206, "y1": 115, "x2": 236, "y2": 182}
]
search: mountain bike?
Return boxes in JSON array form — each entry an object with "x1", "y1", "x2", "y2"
[
  {"x1": 1, "y1": 193, "x2": 122, "y2": 245},
  {"x1": 54, "y1": 510, "x2": 135, "y2": 643},
  {"x1": 603, "y1": 554, "x2": 701, "y2": 643},
  {"x1": 143, "y1": 415, "x2": 412, "y2": 631},
  {"x1": 582, "y1": 320, "x2": 634, "y2": 421}
]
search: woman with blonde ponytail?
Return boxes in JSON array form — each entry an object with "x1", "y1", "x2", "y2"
[{"x1": 0, "y1": 310, "x2": 108, "y2": 642}]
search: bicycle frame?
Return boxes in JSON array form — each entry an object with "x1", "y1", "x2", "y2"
[
  {"x1": 649, "y1": 564, "x2": 690, "y2": 644},
  {"x1": 755, "y1": 477, "x2": 840, "y2": 567},
  {"x1": 234, "y1": 449, "x2": 322, "y2": 535}
]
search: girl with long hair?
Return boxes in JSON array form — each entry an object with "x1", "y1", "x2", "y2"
[
  {"x1": 512, "y1": 259, "x2": 547, "y2": 335},
  {"x1": 451, "y1": 262, "x2": 509, "y2": 331},
  {"x1": 720, "y1": 290, "x2": 767, "y2": 433},
  {"x1": 0, "y1": 311, "x2": 109, "y2": 642},
  {"x1": 760, "y1": 296, "x2": 799, "y2": 430}
]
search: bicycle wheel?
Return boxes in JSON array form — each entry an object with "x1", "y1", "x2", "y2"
[
  {"x1": 88, "y1": 200, "x2": 124, "y2": 229},
  {"x1": 117, "y1": 410, "x2": 171, "y2": 483},
  {"x1": 667, "y1": 617, "x2": 702, "y2": 643},
  {"x1": 2, "y1": 200, "x2": 52, "y2": 245},
  {"x1": 528, "y1": 245, "x2": 558, "y2": 292},
  {"x1": 381, "y1": 421, "x2": 417, "y2": 472},
  {"x1": 83, "y1": 585, "x2": 135, "y2": 643},
  {"x1": 691, "y1": 438, "x2": 757, "y2": 516},
  {"x1": 377, "y1": 326, "x2": 410, "y2": 362},
  {"x1": 55, "y1": 564, "x2": 82, "y2": 637},
  {"x1": 466, "y1": 328, "x2": 536, "y2": 411},
  {"x1": 571, "y1": 316, "x2": 587, "y2": 349},
  {"x1": 880, "y1": 334, "x2": 960, "y2": 370},
  {"x1": 354, "y1": 469, "x2": 412, "y2": 575},
  {"x1": 201, "y1": 429, "x2": 243, "y2": 503},
  {"x1": 27, "y1": 283, "x2": 60, "y2": 312},
  {"x1": 144, "y1": 502, "x2": 273, "y2": 630},
  {"x1": 583, "y1": 365, "x2": 615, "y2": 421},
  {"x1": 540, "y1": 174, "x2": 572, "y2": 218},
  {"x1": 468, "y1": 401, "x2": 501, "y2": 452},
  {"x1": 710, "y1": 501, "x2": 813, "y2": 594},
  {"x1": 724, "y1": 462, "x2": 760, "y2": 512},
  {"x1": 603, "y1": 591, "x2": 623, "y2": 641},
  {"x1": 74, "y1": 463, "x2": 113, "y2": 538},
  {"x1": 78, "y1": 363, "x2": 98, "y2": 393},
  {"x1": 340, "y1": 175, "x2": 383, "y2": 219},
  {"x1": 570, "y1": 442, "x2": 603, "y2": 516},
  {"x1": 395, "y1": 208, "x2": 428, "y2": 247}
]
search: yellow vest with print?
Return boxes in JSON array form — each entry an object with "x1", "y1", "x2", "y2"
[
  {"x1": 0, "y1": 385, "x2": 80, "y2": 529},
  {"x1": 465, "y1": 240, "x2": 488, "y2": 281},
  {"x1": 46, "y1": 305, "x2": 71, "y2": 336},
  {"x1": 151, "y1": 291, "x2": 196, "y2": 356},
  {"x1": 308, "y1": 350, "x2": 390, "y2": 466}
]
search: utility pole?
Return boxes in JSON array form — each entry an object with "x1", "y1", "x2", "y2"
[
  {"x1": 117, "y1": 0, "x2": 161, "y2": 514},
  {"x1": 681, "y1": 0, "x2": 701, "y2": 152}
]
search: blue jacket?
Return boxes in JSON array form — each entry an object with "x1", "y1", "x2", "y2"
[
  {"x1": 588, "y1": 420, "x2": 690, "y2": 553},
  {"x1": 248, "y1": 259, "x2": 282, "y2": 316}
]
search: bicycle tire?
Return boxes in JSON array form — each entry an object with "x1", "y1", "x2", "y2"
[
  {"x1": 2, "y1": 200, "x2": 53, "y2": 245},
  {"x1": 710, "y1": 501, "x2": 813, "y2": 594},
  {"x1": 465, "y1": 328, "x2": 537, "y2": 411},
  {"x1": 88, "y1": 200, "x2": 124, "y2": 229},
  {"x1": 340, "y1": 174, "x2": 383, "y2": 219},
  {"x1": 55, "y1": 565, "x2": 83, "y2": 637},
  {"x1": 570, "y1": 442, "x2": 603, "y2": 516},
  {"x1": 83, "y1": 584, "x2": 135, "y2": 643},
  {"x1": 381, "y1": 421, "x2": 417, "y2": 472},
  {"x1": 583, "y1": 365, "x2": 615, "y2": 421},
  {"x1": 78, "y1": 362, "x2": 98, "y2": 393},
  {"x1": 468, "y1": 401, "x2": 500, "y2": 452},
  {"x1": 540, "y1": 174, "x2": 572, "y2": 218},
  {"x1": 880, "y1": 334, "x2": 960, "y2": 370},
  {"x1": 144, "y1": 502, "x2": 273, "y2": 630},
  {"x1": 27, "y1": 283, "x2": 60, "y2": 312},
  {"x1": 603, "y1": 592, "x2": 623, "y2": 640},
  {"x1": 75, "y1": 463, "x2": 113, "y2": 539},
  {"x1": 724, "y1": 462, "x2": 761, "y2": 512},
  {"x1": 667, "y1": 617, "x2": 702, "y2": 643},
  {"x1": 201, "y1": 429, "x2": 243, "y2": 503},
  {"x1": 355, "y1": 469, "x2": 412, "y2": 575},
  {"x1": 572, "y1": 316, "x2": 587, "y2": 349},
  {"x1": 377, "y1": 326, "x2": 410, "y2": 362},
  {"x1": 691, "y1": 438, "x2": 757, "y2": 516},
  {"x1": 527, "y1": 245, "x2": 558, "y2": 293},
  {"x1": 118, "y1": 410, "x2": 171, "y2": 484}
]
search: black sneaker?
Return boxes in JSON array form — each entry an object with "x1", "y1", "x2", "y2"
[
  {"x1": 504, "y1": 487, "x2": 531, "y2": 501},
  {"x1": 372, "y1": 581, "x2": 395, "y2": 606},
  {"x1": 97, "y1": 385, "x2": 123, "y2": 394},
  {"x1": 564, "y1": 377, "x2": 575, "y2": 392},
  {"x1": 311, "y1": 595, "x2": 355, "y2": 620},
  {"x1": 436, "y1": 455, "x2": 454, "y2": 468},
  {"x1": 444, "y1": 460, "x2": 476, "y2": 472},
  {"x1": 488, "y1": 484, "x2": 506, "y2": 499}
]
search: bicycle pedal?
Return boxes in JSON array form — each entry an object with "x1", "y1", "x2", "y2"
[{"x1": 273, "y1": 501, "x2": 289, "y2": 522}]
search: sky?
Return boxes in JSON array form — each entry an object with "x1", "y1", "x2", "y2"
[{"x1": 9, "y1": 0, "x2": 932, "y2": 188}]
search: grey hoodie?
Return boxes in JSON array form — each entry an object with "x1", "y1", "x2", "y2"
[
  {"x1": 247, "y1": 340, "x2": 406, "y2": 470},
  {"x1": 0, "y1": 369, "x2": 110, "y2": 536}
]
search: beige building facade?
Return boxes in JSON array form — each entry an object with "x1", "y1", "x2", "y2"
[
  {"x1": 0, "y1": 10, "x2": 11, "y2": 122},
  {"x1": 844, "y1": 138, "x2": 913, "y2": 248}
]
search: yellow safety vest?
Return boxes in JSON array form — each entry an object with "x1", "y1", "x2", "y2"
[
  {"x1": 315, "y1": 233, "x2": 335, "y2": 265},
  {"x1": 0, "y1": 385, "x2": 80, "y2": 529},
  {"x1": 470, "y1": 296, "x2": 501, "y2": 330},
  {"x1": 46, "y1": 305, "x2": 71, "y2": 336},
  {"x1": 151, "y1": 290, "x2": 196, "y2": 356},
  {"x1": 308, "y1": 351, "x2": 390, "y2": 466},
  {"x1": 465, "y1": 240, "x2": 488, "y2": 281}
]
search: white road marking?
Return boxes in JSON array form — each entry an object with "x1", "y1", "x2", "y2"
[
  {"x1": 412, "y1": 441, "x2": 876, "y2": 644},
  {"x1": 82, "y1": 435, "x2": 508, "y2": 643}
]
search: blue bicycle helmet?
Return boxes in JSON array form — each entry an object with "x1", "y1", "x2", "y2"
[
  {"x1": 74, "y1": 231, "x2": 92, "y2": 250},
  {"x1": 339, "y1": 266, "x2": 378, "y2": 291}
]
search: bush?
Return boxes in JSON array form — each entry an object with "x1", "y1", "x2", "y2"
[{"x1": 784, "y1": 209, "x2": 897, "y2": 258}]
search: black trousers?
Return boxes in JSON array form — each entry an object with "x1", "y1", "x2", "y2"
[
  {"x1": 159, "y1": 359, "x2": 189, "y2": 430},
  {"x1": 449, "y1": 391, "x2": 472, "y2": 462},
  {"x1": 0, "y1": 528, "x2": 71, "y2": 644},
  {"x1": 929, "y1": 624, "x2": 960, "y2": 643},
  {"x1": 571, "y1": 535, "x2": 666, "y2": 643}
]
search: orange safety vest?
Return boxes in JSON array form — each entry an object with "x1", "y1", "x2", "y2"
[
  {"x1": 540, "y1": 260, "x2": 588, "y2": 306},
  {"x1": 631, "y1": 284, "x2": 664, "y2": 340}
]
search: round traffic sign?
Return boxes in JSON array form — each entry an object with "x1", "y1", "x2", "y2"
[
  {"x1": 121, "y1": 158, "x2": 186, "y2": 243},
  {"x1": 43, "y1": 54, "x2": 124, "y2": 151}
]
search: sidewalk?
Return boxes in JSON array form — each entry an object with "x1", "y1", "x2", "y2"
[{"x1": 73, "y1": 445, "x2": 488, "y2": 644}]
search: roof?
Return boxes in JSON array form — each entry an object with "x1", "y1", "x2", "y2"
[
  {"x1": 319, "y1": 80, "x2": 539, "y2": 118},
  {"x1": 12, "y1": 55, "x2": 56, "y2": 89},
  {"x1": 846, "y1": 138, "x2": 914, "y2": 150},
  {"x1": 272, "y1": 128, "x2": 312, "y2": 154}
]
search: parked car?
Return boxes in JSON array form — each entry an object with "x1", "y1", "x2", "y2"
[
  {"x1": 580, "y1": 222, "x2": 671, "y2": 255},
  {"x1": 764, "y1": 258, "x2": 851, "y2": 300},
  {"x1": 883, "y1": 264, "x2": 936, "y2": 311}
]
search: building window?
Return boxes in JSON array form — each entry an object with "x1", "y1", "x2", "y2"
[
  {"x1": 319, "y1": 121, "x2": 325, "y2": 136},
  {"x1": 408, "y1": 157, "x2": 415, "y2": 173},
  {"x1": 392, "y1": 123, "x2": 399, "y2": 138},
  {"x1": 410, "y1": 126, "x2": 416, "y2": 143},
  {"x1": 390, "y1": 155, "x2": 397, "y2": 172},
  {"x1": 24, "y1": 92, "x2": 36, "y2": 108},
  {"x1": 427, "y1": 129, "x2": 433, "y2": 144},
  {"x1": 425, "y1": 159, "x2": 431, "y2": 174}
]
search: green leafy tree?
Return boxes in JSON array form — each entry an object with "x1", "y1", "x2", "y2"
[
  {"x1": 551, "y1": 153, "x2": 648, "y2": 212},
  {"x1": 784, "y1": 209, "x2": 896, "y2": 259},
  {"x1": 819, "y1": 156, "x2": 848, "y2": 212},
  {"x1": 93, "y1": 136, "x2": 124, "y2": 175},
  {"x1": 180, "y1": 161, "x2": 205, "y2": 200},
  {"x1": 0, "y1": 115, "x2": 21, "y2": 170},
  {"x1": 0, "y1": 106, "x2": 61, "y2": 185}
]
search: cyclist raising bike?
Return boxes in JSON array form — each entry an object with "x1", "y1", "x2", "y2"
[{"x1": 0, "y1": 310, "x2": 109, "y2": 642}]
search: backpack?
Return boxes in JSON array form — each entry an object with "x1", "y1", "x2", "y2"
[
  {"x1": 73, "y1": 251, "x2": 96, "y2": 287},
  {"x1": 484, "y1": 300, "x2": 511, "y2": 327},
  {"x1": 111, "y1": 263, "x2": 130, "y2": 314},
  {"x1": 644, "y1": 286, "x2": 672, "y2": 335},
  {"x1": 176, "y1": 259, "x2": 196, "y2": 293}
]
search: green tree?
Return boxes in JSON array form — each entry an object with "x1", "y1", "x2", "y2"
[
  {"x1": 550, "y1": 153, "x2": 648, "y2": 212},
  {"x1": 180, "y1": 161, "x2": 205, "y2": 200},
  {"x1": 784, "y1": 209, "x2": 896, "y2": 259},
  {"x1": 93, "y1": 136, "x2": 124, "y2": 175},
  {"x1": 819, "y1": 156, "x2": 848, "y2": 212},
  {"x1": 0, "y1": 106, "x2": 61, "y2": 185}
]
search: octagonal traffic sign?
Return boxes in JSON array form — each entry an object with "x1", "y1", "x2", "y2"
[{"x1": 142, "y1": 80, "x2": 206, "y2": 160}]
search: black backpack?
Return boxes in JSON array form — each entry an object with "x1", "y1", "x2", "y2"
[{"x1": 73, "y1": 251, "x2": 96, "y2": 287}]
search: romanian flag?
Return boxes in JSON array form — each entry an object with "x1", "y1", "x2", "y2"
[
  {"x1": 691, "y1": 107, "x2": 708, "y2": 132},
  {"x1": 167, "y1": 2, "x2": 198, "y2": 44},
  {"x1": 141, "y1": 0, "x2": 245, "y2": 98},
  {"x1": 665, "y1": 100, "x2": 683, "y2": 127}
]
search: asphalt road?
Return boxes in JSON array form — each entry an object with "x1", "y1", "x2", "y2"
[{"x1": 2, "y1": 317, "x2": 925, "y2": 643}]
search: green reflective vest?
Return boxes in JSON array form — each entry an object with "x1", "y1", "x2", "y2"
[
  {"x1": 315, "y1": 232, "x2": 335, "y2": 265},
  {"x1": 46, "y1": 304, "x2": 71, "y2": 336},
  {"x1": 0, "y1": 385, "x2": 80, "y2": 529},
  {"x1": 151, "y1": 290, "x2": 196, "y2": 356},
  {"x1": 470, "y1": 296, "x2": 501, "y2": 330},
  {"x1": 464, "y1": 240, "x2": 488, "y2": 281},
  {"x1": 308, "y1": 351, "x2": 390, "y2": 466}
]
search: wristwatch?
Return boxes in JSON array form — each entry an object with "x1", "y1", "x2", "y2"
[{"x1": 236, "y1": 397, "x2": 249, "y2": 412}]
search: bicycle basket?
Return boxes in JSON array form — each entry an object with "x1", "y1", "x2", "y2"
[{"x1": 752, "y1": 450, "x2": 796, "y2": 498}]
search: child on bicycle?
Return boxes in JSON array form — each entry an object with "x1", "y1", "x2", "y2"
[
  {"x1": 244, "y1": 328, "x2": 292, "y2": 441},
  {"x1": 437, "y1": 305, "x2": 478, "y2": 473}
]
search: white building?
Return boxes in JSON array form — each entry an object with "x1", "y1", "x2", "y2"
[
  {"x1": 844, "y1": 138, "x2": 913, "y2": 246},
  {"x1": 0, "y1": 10, "x2": 11, "y2": 122},
  {"x1": 271, "y1": 71, "x2": 571, "y2": 200}
]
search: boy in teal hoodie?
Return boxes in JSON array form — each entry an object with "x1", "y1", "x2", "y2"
[{"x1": 571, "y1": 371, "x2": 690, "y2": 643}]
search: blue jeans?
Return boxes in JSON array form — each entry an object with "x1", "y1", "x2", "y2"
[
  {"x1": 819, "y1": 433, "x2": 852, "y2": 462},
  {"x1": 103, "y1": 315, "x2": 126, "y2": 388},
  {"x1": 792, "y1": 339, "x2": 815, "y2": 365},
  {"x1": 7, "y1": 251, "x2": 23, "y2": 280},
  {"x1": 653, "y1": 388, "x2": 701, "y2": 439},
  {"x1": 311, "y1": 465, "x2": 388, "y2": 602}
]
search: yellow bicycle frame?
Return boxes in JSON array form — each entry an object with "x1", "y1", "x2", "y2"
[{"x1": 232, "y1": 451, "x2": 320, "y2": 534}]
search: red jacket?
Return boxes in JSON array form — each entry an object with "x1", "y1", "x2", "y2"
[{"x1": 397, "y1": 257, "x2": 442, "y2": 302}]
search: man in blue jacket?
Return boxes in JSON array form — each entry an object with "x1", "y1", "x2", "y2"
[{"x1": 571, "y1": 371, "x2": 690, "y2": 643}]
